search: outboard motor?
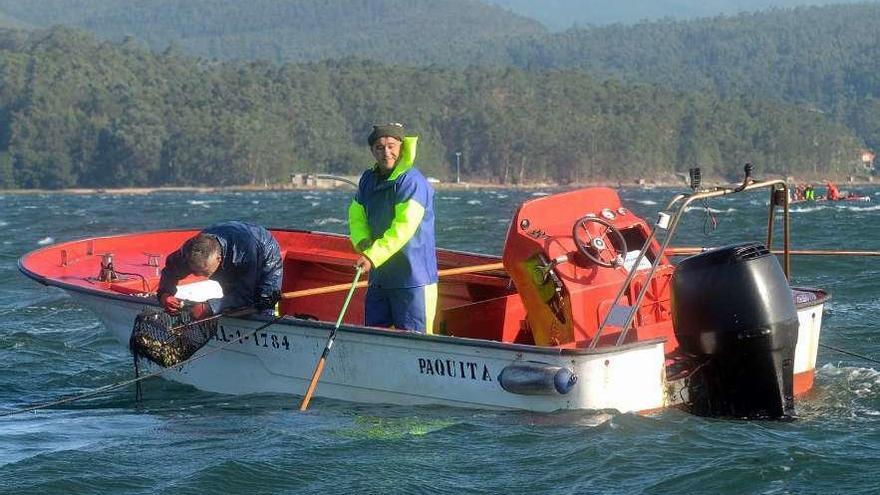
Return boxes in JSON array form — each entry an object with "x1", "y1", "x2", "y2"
[{"x1": 672, "y1": 242, "x2": 799, "y2": 419}]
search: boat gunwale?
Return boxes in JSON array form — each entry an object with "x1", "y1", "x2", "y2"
[
  {"x1": 17, "y1": 226, "x2": 504, "y2": 261},
  {"x1": 19, "y1": 258, "x2": 666, "y2": 358},
  {"x1": 17, "y1": 227, "x2": 507, "y2": 282},
  {"x1": 791, "y1": 286, "x2": 831, "y2": 309}
]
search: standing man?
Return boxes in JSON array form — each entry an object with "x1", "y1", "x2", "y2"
[
  {"x1": 826, "y1": 181, "x2": 840, "y2": 201},
  {"x1": 348, "y1": 123, "x2": 439, "y2": 334},
  {"x1": 157, "y1": 221, "x2": 283, "y2": 319}
]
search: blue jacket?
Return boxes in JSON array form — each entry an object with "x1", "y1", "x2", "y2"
[
  {"x1": 158, "y1": 221, "x2": 283, "y2": 313},
  {"x1": 348, "y1": 137, "x2": 438, "y2": 289}
]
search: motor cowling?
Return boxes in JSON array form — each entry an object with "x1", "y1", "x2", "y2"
[{"x1": 672, "y1": 242, "x2": 799, "y2": 419}]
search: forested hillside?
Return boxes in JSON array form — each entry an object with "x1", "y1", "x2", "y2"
[
  {"x1": 478, "y1": 3, "x2": 880, "y2": 151},
  {"x1": 0, "y1": 28, "x2": 864, "y2": 189},
  {"x1": 0, "y1": 11, "x2": 26, "y2": 29},
  {"x1": 3, "y1": 1, "x2": 879, "y2": 153},
  {"x1": 487, "y1": 0, "x2": 859, "y2": 29},
  {"x1": 0, "y1": 0, "x2": 545, "y2": 63}
]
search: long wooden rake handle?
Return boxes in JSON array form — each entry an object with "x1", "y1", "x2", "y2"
[
  {"x1": 299, "y1": 267, "x2": 362, "y2": 411},
  {"x1": 281, "y1": 261, "x2": 505, "y2": 300}
]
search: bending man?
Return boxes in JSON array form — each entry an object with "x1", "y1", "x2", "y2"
[
  {"x1": 157, "y1": 221, "x2": 283, "y2": 319},
  {"x1": 348, "y1": 123, "x2": 439, "y2": 334}
]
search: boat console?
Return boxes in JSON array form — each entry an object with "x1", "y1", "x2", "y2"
[{"x1": 501, "y1": 187, "x2": 676, "y2": 349}]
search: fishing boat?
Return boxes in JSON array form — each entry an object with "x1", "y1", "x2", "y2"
[
  {"x1": 18, "y1": 172, "x2": 828, "y2": 418},
  {"x1": 790, "y1": 196, "x2": 872, "y2": 204},
  {"x1": 789, "y1": 186, "x2": 872, "y2": 204}
]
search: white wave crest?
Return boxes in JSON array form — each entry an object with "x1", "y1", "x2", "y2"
[
  {"x1": 467, "y1": 200, "x2": 482, "y2": 205},
  {"x1": 684, "y1": 206, "x2": 736, "y2": 213},
  {"x1": 844, "y1": 204, "x2": 880, "y2": 212},
  {"x1": 791, "y1": 205, "x2": 829, "y2": 213},
  {"x1": 313, "y1": 218, "x2": 344, "y2": 226},
  {"x1": 37, "y1": 237, "x2": 54, "y2": 245}
]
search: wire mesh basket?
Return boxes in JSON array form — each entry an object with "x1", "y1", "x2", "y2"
[{"x1": 129, "y1": 308, "x2": 218, "y2": 368}]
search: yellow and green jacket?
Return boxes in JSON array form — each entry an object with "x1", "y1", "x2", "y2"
[{"x1": 348, "y1": 136, "x2": 438, "y2": 288}]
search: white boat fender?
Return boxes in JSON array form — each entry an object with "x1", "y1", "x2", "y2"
[{"x1": 498, "y1": 362, "x2": 578, "y2": 395}]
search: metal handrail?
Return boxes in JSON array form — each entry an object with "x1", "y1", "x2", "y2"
[{"x1": 591, "y1": 178, "x2": 791, "y2": 349}]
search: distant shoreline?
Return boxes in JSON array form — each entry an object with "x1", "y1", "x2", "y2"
[
  {"x1": 0, "y1": 182, "x2": 663, "y2": 195},
  {"x1": 0, "y1": 176, "x2": 874, "y2": 195}
]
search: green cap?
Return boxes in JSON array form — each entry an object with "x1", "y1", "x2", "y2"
[{"x1": 368, "y1": 122, "x2": 406, "y2": 146}]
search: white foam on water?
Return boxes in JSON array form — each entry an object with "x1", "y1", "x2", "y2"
[
  {"x1": 531, "y1": 192, "x2": 550, "y2": 197},
  {"x1": 791, "y1": 205, "x2": 829, "y2": 213},
  {"x1": 251, "y1": 200, "x2": 260, "y2": 205},
  {"x1": 818, "y1": 363, "x2": 880, "y2": 398},
  {"x1": 684, "y1": 206, "x2": 736, "y2": 213},
  {"x1": 441, "y1": 196, "x2": 461, "y2": 200},
  {"x1": 313, "y1": 217, "x2": 344, "y2": 226},
  {"x1": 0, "y1": 220, "x2": 7, "y2": 227},
  {"x1": 311, "y1": 202, "x2": 320, "y2": 207},
  {"x1": 844, "y1": 203, "x2": 880, "y2": 212},
  {"x1": 37, "y1": 237, "x2": 54, "y2": 245},
  {"x1": 635, "y1": 199, "x2": 657, "y2": 205},
  {"x1": 467, "y1": 200, "x2": 482, "y2": 205}
]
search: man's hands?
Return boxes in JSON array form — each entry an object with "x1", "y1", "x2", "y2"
[
  {"x1": 355, "y1": 239, "x2": 373, "y2": 272},
  {"x1": 159, "y1": 293, "x2": 183, "y2": 315},
  {"x1": 160, "y1": 293, "x2": 211, "y2": 320},
  {"x1": 255, "y1": 291, "x2": 281, "y2": 311},
  {"x1": 355, "y1": 255, "x2": 373, "y2": 273},
  {"x1": 188, "y1": 302, "x2": 212, "y2": 320}
]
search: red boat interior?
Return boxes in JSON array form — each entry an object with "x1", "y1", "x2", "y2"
[{"x1": 20, "y1": 187, "x2": 679, "y2": 351}]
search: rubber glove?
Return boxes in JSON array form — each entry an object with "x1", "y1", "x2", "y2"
[
  {"x1": 188, "y1": 302, "x2": 212, "y2": 320},
  {"x1": 255, "y1": 291, "x2": 280, "y2": 311},
  {"x1": 159, "y1": 293, "x2": 183, "y2": 315}
]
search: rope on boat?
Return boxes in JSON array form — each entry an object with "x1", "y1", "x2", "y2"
[
  {"x1": 819, "y1": 343, "x2": 880, "y2": 366},
  {"x1": 0, "y1": 314, "x2": 285, "y2": 418}
]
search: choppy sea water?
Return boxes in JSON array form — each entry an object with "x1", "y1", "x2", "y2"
[{"x1": 1, "y1": 186, "x2": 879, "y2": 494}]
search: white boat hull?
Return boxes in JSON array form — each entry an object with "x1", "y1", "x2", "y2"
[
  {"x1": 72, "y1": 291, "x2": 668, "y2": 413},
  {"x1": 794, "y1": 296, "x2": 826, "y2": 391}
]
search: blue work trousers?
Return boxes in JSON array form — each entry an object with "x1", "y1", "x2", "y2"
[{"x1": 365, "y1": 284, "x2": 437, "y2": 334}]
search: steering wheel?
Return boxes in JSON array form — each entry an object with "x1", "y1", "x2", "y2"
[{"x1": 572, "y1": 216, "x2": 627, "y2": 268}]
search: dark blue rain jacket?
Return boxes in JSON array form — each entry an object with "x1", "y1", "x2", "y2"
[{"x1": 158, "y1": 221, "x2": 283, "y2": 313}]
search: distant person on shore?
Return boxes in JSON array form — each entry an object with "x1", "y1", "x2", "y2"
[
  {"x1": 348, "y1": 123, "x2": 439, "y2": 334},
  {"x1": 157, "y1": 221, "x2": 282, "y2": 319}
]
